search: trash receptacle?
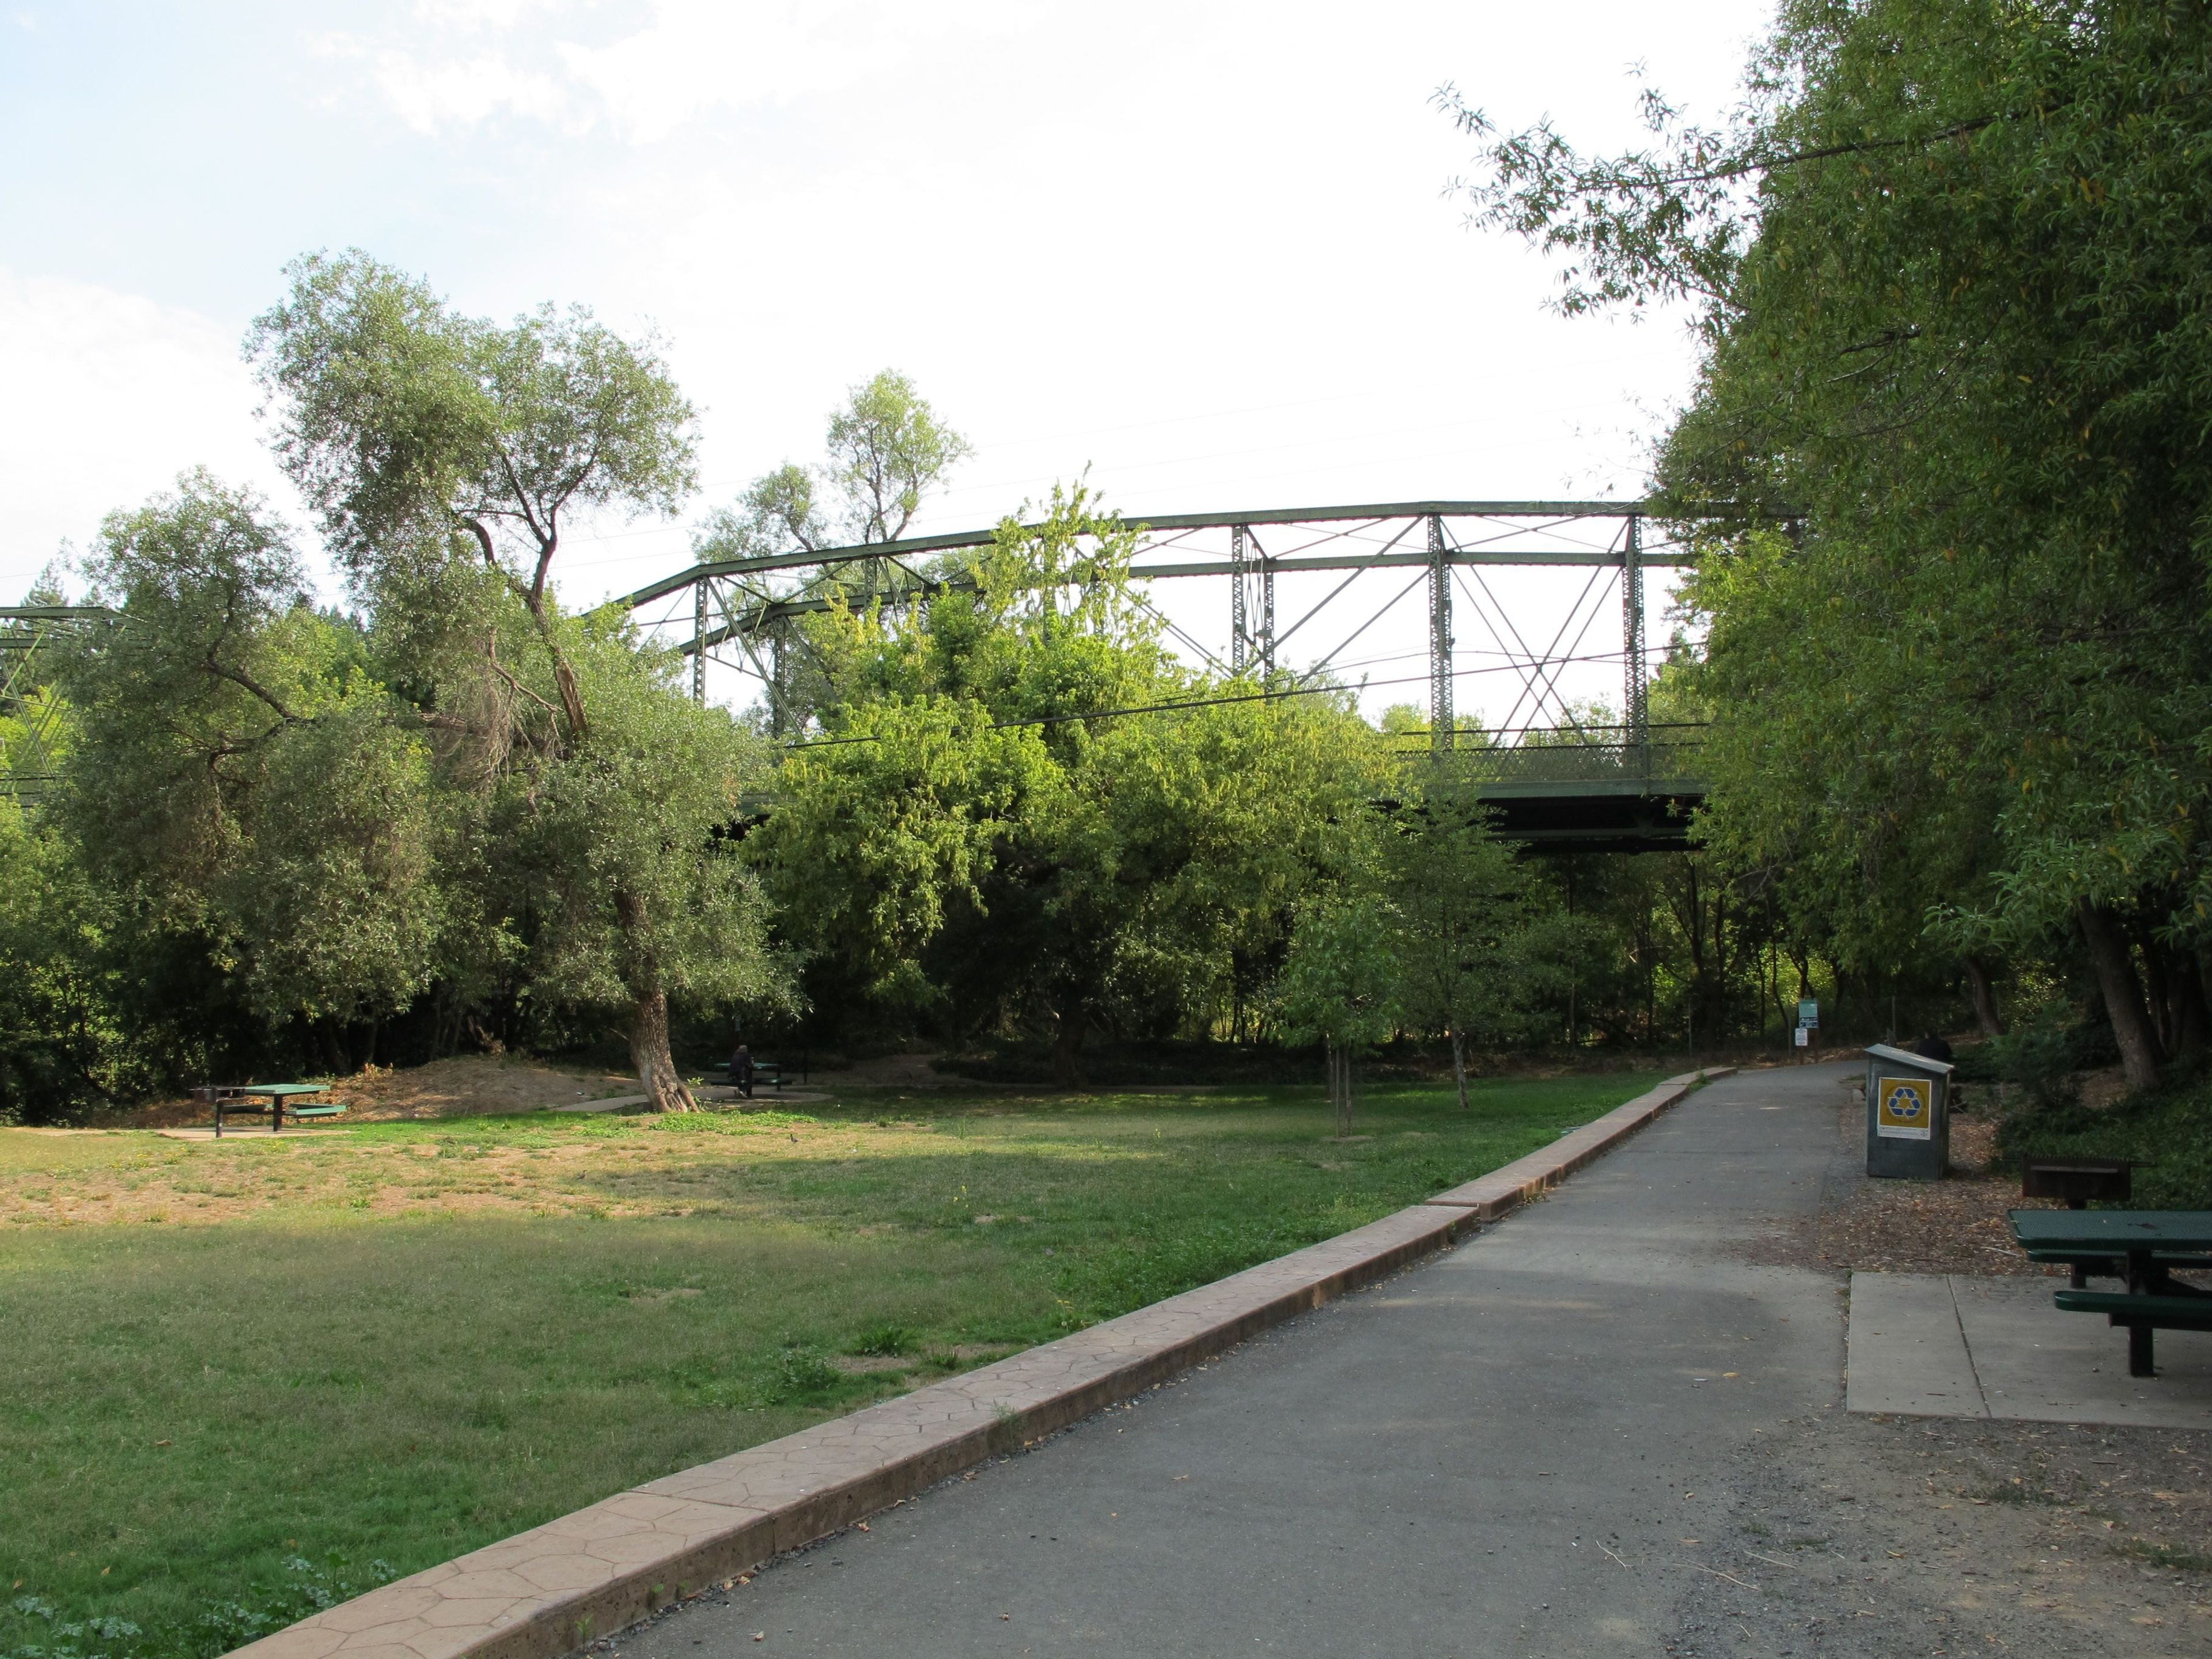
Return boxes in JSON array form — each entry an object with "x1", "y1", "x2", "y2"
[{"x1": 1865, "y1": 1041, "x2": 1952, "y2": 1179}]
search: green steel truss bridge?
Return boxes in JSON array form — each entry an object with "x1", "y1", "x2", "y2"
[
  {"x1": 0, "y1": 607, "x2": 113, "y2": 805},
  {"x1": 624, "y1": 500, "x2": 1711, "y2": 851}
]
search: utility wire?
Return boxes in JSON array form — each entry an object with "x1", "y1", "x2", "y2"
[{"x1": 779, "y1": 650, "x2": 1650, "y2": 750}]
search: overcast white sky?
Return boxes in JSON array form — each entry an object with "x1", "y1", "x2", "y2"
[{"x1": 1, "y1": 0, "x2": 1774, "y2": 724}]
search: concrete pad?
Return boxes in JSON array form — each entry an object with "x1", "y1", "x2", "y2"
[
  {"x1": 155, "y1": 1126, "x2": 350, "y2": 1141},
  {"x1": 1847, "y1": 1271, "x2": 2212, "y2": 1428},
  {"x1": 1954, "y1": 1272, "x2": 2212, "y2": 1427},
  {"x1": 1846, "y1": 1271, "x2": 1988, "y2": 1417}
]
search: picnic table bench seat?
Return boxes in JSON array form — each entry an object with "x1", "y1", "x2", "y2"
[
  {"x1": 2020, "y1": 1245, "x2": 2212, "y2": 1286},
  {"x1": 2052, "y1": 1288, "x2": 2212, "y2": 1377},
  {"x1": 2012, "y1": 1208, "x2": 2212, "y2": 1375}
]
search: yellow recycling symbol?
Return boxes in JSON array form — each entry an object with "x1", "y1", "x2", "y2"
[{"x1": 1877, "y1": 1075, "x2": 1932, "y2": 1135}]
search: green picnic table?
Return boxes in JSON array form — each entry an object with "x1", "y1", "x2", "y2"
[
  {"x1": 198, "y1": 1082, "x2": 345, "y2": 1137},
  {"x1": 2009, "y1": 1209, "x2": 2212, "y2": 1376}
]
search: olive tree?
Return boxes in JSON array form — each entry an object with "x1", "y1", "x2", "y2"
[{"x1": 248, "y1": 251, "x2": 764, "y2": 1107}]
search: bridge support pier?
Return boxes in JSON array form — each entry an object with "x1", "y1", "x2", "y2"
[
  {"x1": 1428, "y1": 514, "x2": 1453, "y2": 751},
  {"x1": 1623, "y1": 512, "x2": 1647, "y2": 756},
  {"x1": 692, "y1": 579, "x2": 708, "y2": 703},
  {"x1": 1229, "y1": 527, "x2": 1275, "y2": 678}
]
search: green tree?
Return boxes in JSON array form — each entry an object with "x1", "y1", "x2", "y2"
[
  {"x1": 1274, "y1": 827, "x2": 1402, "y2": 1136},
  {"x1": 247, "y1": 252, "x2": 757, "y2": 1108},
  {"x1": 488, "y1": 626, "x2": 793, "y2": 1076},
  {"x1": 695, "y1": 370, "x2": 973, "y2": 735},
  {"x1": 1380, "y1": 773, "x2": 1531, "y2": 1106},
  {"x1": 58, "y1": 471, "x2": 445, "y2": 1048},
  {"x1": 1448, "y1": 0, "x2": 2212, "y2": 1088},
  {"x1": 755, "y1": 487, "x2": 1389, "y2": 1080}
]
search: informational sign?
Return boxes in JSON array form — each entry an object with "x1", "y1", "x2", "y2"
[
  {"x1": 1876, "y1": 1074, "x2": 1933, "y2": 1141},
  {"x1": 1798, "y1": 999, "x2": 1820, "y2": 1029},
  {"x1": 1794, "y1": 1026, "x2": 1810, "y2": 1047}
]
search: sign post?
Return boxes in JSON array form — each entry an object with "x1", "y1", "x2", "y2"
[
  {"x1": 1864, "y1": 1041, "x2": 1952, "y2": 1179},
  {"x1": 1795, "y1": 999, "x2": 1819, "y2": 1062}
]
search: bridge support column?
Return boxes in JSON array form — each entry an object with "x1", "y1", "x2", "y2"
[
  {"x1": 1260, "y1": 555, "x2": 1274, "y2": 676},
  {"x1": 1230, "y1": 525, "x2": 1249, "y2": 675},
  {"x1": 768, "y1": 620, "x2": 791, "y2": 740},
  {"x1": 692, "y1": 579, "x2": 708, "y2": 703},
  {"x1": 1428, "y1": 514, "x2": 1453, "y2": 751},
  {"x1": 1623, "y1": 513, "x2": 1647, "y2": 749}
]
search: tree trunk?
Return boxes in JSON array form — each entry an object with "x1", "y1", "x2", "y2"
[
  {"x1": 2138, "y1": 928, "x2": 2174, "y2": 1056},
  {"x1": 1963, "y1": 957, "x2": 2004, "y2": 1039},
  {"x1": 629, "y1": 983, "x2": 697, "y2": 1112},
  {"x1": 2078, "y1": 900, "x2": 2163, "y2": 1093},
  {"x1": 1450, "y1": 1028, "x2": 1468, "y2": 1111},
  {"x1": 2167, "y1": 947, "x2": 2210, "y2": 1064}
]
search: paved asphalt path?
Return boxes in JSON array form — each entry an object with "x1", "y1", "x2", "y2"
[{"x1": 623, "y1": 1063, "x2": 1851, "y2": 1657}]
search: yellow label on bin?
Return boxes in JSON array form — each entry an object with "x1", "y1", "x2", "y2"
[{"x1": 1876, "y1": 1075, "x2": 1933, "y2": 1141}]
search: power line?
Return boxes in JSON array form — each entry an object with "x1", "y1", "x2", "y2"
[{"x1": 779, "y1": 649, "x2": 1664, "y2": 750}]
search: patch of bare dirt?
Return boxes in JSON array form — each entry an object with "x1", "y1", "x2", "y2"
[
  {"x1": 1751, "y1": 1088, "x2": 2071, "y2": 1279},
  {"x1": 1676, "y1": 1410, "x2": 2212, "y2": 1654},
  {"x1": 109, "y1": 1054, "x2": 638, "y2": 1129}
]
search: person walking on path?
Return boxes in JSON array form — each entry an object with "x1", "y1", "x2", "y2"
[{"x1": 730, "y1": 1043, "x2": 755, "y2": 1100}]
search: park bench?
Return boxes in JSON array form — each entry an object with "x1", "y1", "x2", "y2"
[
  {"x1": 195, "y1": 1082, "x2": 345, "y2": 1137},
  {"x1": 2050, "y1": 1290, "x2": 2212, "y2": 1377},
  {"x1": 2010, "y1": 1209, "x2": 2212, "y2": 1376}
]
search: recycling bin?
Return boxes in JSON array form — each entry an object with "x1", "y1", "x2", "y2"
[{"x1": 1864, "y1": 1041, "x2": 1952, "y2": 1179}]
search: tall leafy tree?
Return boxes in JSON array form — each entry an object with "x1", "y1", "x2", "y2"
[
  {"x1": 248, "y1": 251, "x2": 770, "y2": 1108},
  {"x1": 755, "y1": 487, "x2": 1387, "y2": 1081},
  {"x1": 694, "y1": 370, "x2": 972, "y2": 734},
  {"x1": 1447, "y1": 0, "x2": 2212, "y2": 1088},
  {"x1": 58, "y1": 471, "x2": 444, "y2": 1050},
  {"x1": 1380, "y1": 774, "x2": 1532, "y2": 1107}
]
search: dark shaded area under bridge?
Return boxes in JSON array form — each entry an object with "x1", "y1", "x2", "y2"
[{"x1": 1404, "y1": 725, "x2": 1707, "y2": 854}]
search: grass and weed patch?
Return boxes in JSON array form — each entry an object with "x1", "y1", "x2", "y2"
[
  {"x1": 0, "y1": 1071, "x2": 1653, "y2": 1652},
  {"x1": 1996, "y1": 1073, "x2": 2212, "y2": 1208}
]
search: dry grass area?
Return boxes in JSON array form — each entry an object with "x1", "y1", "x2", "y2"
[
  {"x1": 105, "y1": 1054, "x2": 644, "y2": 1130},
  {"x1": 0, "y1": 1105, "x2": 902, "y2": 1227}
]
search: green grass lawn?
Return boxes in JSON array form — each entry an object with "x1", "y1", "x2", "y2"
[{"x1": 0, "y1": 1073, "x2": 1656, "y2": 1657}]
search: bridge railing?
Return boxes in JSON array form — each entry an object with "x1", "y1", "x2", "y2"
[{"x1": 1385, "y1": 723, "x2": 1710, "y2": 794}]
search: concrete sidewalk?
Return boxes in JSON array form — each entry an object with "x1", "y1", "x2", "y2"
[{"x1": 625, "y1": 1064, "x2": 1851, "y2": 1657}]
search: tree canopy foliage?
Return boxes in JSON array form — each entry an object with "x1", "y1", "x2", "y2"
[{"x1": 1452, "y1": 0, "x2": 2212, "y2": 1088}]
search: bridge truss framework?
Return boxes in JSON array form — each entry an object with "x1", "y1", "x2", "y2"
[{"x1": 624, "y1": 499, "x2": 1690, "y2": 747}]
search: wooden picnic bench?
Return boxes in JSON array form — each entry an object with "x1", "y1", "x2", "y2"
[
  {"x1": 2009, "y1": 1209, "x2": 2212, "y2": 1376},
  {"x1": 195, "y1": 1082, "x2": 345, "y2": 1137}
]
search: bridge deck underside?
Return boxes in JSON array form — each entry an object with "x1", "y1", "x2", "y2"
[{"x1": 1475, "y1": 783, "x2": 1705, "y2": 853}]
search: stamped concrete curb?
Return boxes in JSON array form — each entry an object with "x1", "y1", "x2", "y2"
[{"x1": 227, "y1": 1066, "x2": 1733, "y2": 1659}]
